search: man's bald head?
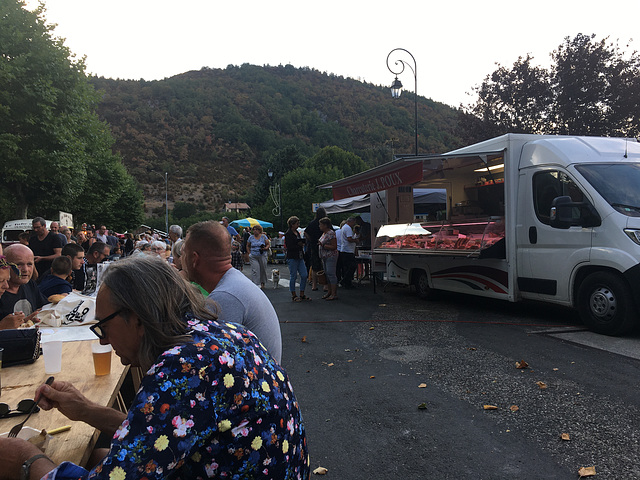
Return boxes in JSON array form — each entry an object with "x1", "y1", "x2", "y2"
[
  {"x1": 183, "y1": 221, "x2": 232, "y2": 288},
  {"x1": 5, "y1": 244, "x2": 34, "y2": 286},
  {"x1": 185, "y1": 221, "x2": 232, "y2": 259}
]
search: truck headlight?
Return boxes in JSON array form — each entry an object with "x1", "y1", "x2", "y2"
[{"x1": 624, "y1": 229, "x2": 640, "y2": 245}]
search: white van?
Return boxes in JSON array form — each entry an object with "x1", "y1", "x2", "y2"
[
  {"x1": 372, "y1": 134, "x2": 640, "y2": 336},
  {"x1": 1, "y1": 219, "x2": 54, "y2": 248}
]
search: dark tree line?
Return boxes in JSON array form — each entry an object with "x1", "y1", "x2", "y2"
[{"x1": 461, "y1": 34, "x2": 640, "y2": 142}]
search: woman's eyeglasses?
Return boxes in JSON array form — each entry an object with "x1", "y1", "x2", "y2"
[
  {"x1": 0, "y1": 399, "x2": 39, "y2": 418},
  {"x1": 90, "y1": 309, "x2": 122, "y2": 339}
]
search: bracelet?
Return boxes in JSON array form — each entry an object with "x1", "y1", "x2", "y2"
[{"x1": 21, "y1": 453, "x2": 50, "y2": 480}]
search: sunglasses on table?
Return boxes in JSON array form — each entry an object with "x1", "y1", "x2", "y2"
[
  {"x1": 90, "y1": 309, "x2": 123, "y2": 339},
  {"x1": 0, "y1": 399, "x2": 39, "y2": 419}
]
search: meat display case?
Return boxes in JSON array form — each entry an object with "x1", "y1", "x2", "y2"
[{"x1": 373, "y1": 218, "x2": 505, "y2": 257}]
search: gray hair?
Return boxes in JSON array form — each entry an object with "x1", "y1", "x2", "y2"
[
  {"x1": 100, "y1": 255, "x2": 217, "y2": 370},
  {"x1": 169, "y1": 224, "x2": 183, "y2": 238},
  {"x1": 172, "y1": 239, "x2": 184, "y2": 259},
  {"x1": 32, "y1": 216, "x2": 46, "y2": 227}
]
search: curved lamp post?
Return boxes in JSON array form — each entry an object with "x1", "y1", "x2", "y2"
[
  {"x1": 386, "y1": 48, "x2": 418, "y2": 156},
  {"x1": 267, "y1": 169, "x2": 283, "y2": 231}
]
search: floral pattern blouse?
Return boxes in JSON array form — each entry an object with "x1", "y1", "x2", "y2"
[
  {"x1": 43, "y1": 315, "x2": 309, "y2": 480},
  {"x1": 319, "y1": 230, "x2": 338, "y2": 259}
]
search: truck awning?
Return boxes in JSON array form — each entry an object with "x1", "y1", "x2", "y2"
[
  {"x1": 318, "y1": 150, "x2": 504, "y2": 201},
  {"x1": 318, "y1": 159, "x2": 423, "y2": 200}
]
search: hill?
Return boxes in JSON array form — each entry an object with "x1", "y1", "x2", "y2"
[{"x1": 89, "y1": 64, "x2": 467, "y2": 216}]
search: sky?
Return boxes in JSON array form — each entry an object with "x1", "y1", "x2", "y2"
[{"x1": 25, "y1": 0, "x2": 640, "y2": 108}]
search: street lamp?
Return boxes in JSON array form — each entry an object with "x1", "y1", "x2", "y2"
[
  {"x1": 267, "y1": 169, "x2": 283, "y2": 231},
  {"x1": 386, "y1": 48, "x2": 418, "y2": 156}
]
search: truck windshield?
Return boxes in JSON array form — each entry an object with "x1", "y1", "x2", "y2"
[{"x1": 576, "y1": 164, "x2": 640, "y2": 217}]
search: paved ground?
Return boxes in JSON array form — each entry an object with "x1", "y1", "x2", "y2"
[{"x1": 256, "y1": 266, "x2": 640, "y2": 480}]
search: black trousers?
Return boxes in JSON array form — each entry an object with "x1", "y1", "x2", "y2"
[{"x1": 340, "y1": 252, "x2": 356, "y2": 286}]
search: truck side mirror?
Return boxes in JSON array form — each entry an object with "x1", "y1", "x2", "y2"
[{"x1": 550, "y1": 196, "x2": 601, "y2": 229}]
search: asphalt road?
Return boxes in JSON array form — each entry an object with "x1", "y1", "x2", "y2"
[{"x1": 258, "y1": 267, "x2": 640, "y2": 480}]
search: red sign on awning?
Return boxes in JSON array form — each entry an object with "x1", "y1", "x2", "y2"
[{"x1": 330, "y1": 161, "x2": 423, "y2": 200}]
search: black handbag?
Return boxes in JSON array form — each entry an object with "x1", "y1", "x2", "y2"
[{"x1": 0, "y1": 328, "x2": 41, "y2": 367}]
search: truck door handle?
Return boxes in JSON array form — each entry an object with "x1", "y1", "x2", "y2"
[{"x1": 528, "y1": 226, "x2": 537, "y2": 244}]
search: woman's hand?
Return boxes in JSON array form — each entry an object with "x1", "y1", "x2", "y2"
[{"x1": 36, "y1": 380, "x2": 92, "y2": 422}]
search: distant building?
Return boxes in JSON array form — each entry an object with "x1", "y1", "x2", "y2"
[{"x1": 224, "y1": 202, "x2": 250, "y2": 213}]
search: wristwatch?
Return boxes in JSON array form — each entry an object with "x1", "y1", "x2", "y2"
[{"x1": 21, "y1": 453, "x2": 49, "y2": 480}]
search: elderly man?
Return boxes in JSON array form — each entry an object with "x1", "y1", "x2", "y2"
[
  {"x1": 0, "y1": 255, "x2": 24, "y2": 330},
  {"x1": 29, "y1": 217, "x2": 63, "y2": 278},
  {"x1": 49, "y1": 221, "x2": 68, "y2": 246},
  {"x1": 0, "y1": 244, "x2": 49, "y2": 320},
  {"x1": 339, "y1": 216, "x2": 360, "y2": 289},
  {"x1": 168, "y1": 224, "x2": 183, "y2": 244},
  {"x1": 182, "y1": 220, "x2": 282, "y2": 363}
]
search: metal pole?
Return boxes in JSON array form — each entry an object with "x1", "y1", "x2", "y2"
[
  {"x1": 386, "y1": 48, "x2": 418, "y2": 156},
  {"x1": 164, "y1": 172, "x2": 168, "y2": 234},
  {"x1": 279, "y1": 183, "x2": 283, "y2": 232}
]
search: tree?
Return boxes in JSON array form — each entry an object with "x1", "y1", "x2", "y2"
[
  {"x1": 551, "y1": 34, "x2": 640, "y2": 136},
  {"x1": 0, "y1": 0, "x2": 143, "y2": 228},
  {"x1": 462, "y1": 34, "x2": 640, "y2": 139},
  {"x1": 305, "y1": 146, "x2": 368, "y2": 178}
]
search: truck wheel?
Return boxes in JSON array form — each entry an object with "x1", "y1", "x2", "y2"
[
  {"x1": 413, "y1": 270, "x2": 435, "y2": 300},
  {"x1": 577, "y1": 272, "x2": 638, "y2": 336}
]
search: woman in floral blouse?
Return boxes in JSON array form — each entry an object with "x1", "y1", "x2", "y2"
[
  {"x1": 0, "y1": 255, "x2": 309, "y2": 480},
  {"x1": 318, "y1": 217, "x2": 339, "y2": 301}
]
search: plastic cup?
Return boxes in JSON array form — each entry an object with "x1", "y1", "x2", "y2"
[
  {"x1": 91, "y1": 342, "x2": 112, "y2": 376},
  {"x1": 40, "y1": 334, "x2": 62, "y2": 374}
]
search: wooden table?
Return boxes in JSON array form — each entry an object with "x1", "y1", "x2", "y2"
[{"x1": 0, "y1": 340, "x2": 128, "y2": 467}]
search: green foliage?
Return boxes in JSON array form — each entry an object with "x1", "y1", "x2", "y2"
[
  {"x1": 0, "y1": 0, "x2": 144, "y2": 229},
  {"x1": 463, "y1": 34, "x2": 640, "y2": 140},
  {"x1": 172, "y1": 201, "x2": 199, "y2": 220},
  {"x1": 89, "y1": 64, "x2": 467, "y2": 220}
]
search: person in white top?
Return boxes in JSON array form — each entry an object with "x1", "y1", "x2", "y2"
[{"x1": 339, "y1": 217, "x2": 359, "y2": 288}]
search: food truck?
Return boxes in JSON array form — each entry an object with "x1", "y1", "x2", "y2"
[{"x1": 321, "y1": 134, "x2": 640, "y2": 336}]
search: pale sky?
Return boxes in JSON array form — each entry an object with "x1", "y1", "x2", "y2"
[{"x1": 26, "y1": 0, "x2": 640, "y2": 108}]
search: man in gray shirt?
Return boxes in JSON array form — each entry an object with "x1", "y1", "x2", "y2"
[{"x1": 181, "y1": 220, "x2": 282, "y2": 363}]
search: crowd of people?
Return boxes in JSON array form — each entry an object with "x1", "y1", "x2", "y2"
[{"x1": 0, "y1": 218, "x2": 310, "y2": 479}]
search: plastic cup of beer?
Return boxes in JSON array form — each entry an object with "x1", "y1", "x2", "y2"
[
  {"x1": 91, "y1": 342, "x2": 112, "y2": 376},
  {"x1": 40, "y1": 334, "x2": 62, "y2": 374}
]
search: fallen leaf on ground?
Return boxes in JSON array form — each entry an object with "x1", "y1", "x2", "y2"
[
  {"x1": 515, "y1": 360, "x2": 529, "y2": 369},
  {"x1": 468, "y1": 347, "x2": 477, "y2": 351},
  {"x1": 418, "y1": 403, "x2": 427, "y2": 410},
  {"x1": 301, "y1": 336, "x2": 307, "y2": 343},
  {"x1": 561, "y1": 433, "x2": 570, "y2": 441},
  {"x1": 553, "y1": 367, "x2": 559, "y2": 371},
  {"x1": 313, "y1": 466, "x2": 329, "y2": 475},
  {"x1": 483, "y1": 405, "x2": 498, "y2": 410},
  {"x1": 327, "y1": 363, "x2": 334, "y2": 367},
  {"x1": 369, "y1": 375, "x2": 375, "y2": 379},
  {"x1": 378, "y1": 304, "x2": 386, "y2": 307},
  {"x1": 418, "y1": 383, "x2": 427, "y2": 388},
  {"x1": 510, "y1": 405, "x2": 519, "y2": 412},
  {"x1": 369, "y1": 326, "x2": 375, "y2": 330},
  {"x1": 536, "y1": 381, "x2": 548, "y2": 389},
  {"x1": 578, "y1": 466, "x2": 596, "y2": 477}
]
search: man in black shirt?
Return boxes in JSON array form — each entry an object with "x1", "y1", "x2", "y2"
[
  {"x1": 29, "y1": 216, "x2": 63, "y2": 279},
  {"x1": 0, "y1": 244, "x2": 48, "y2": 319}
]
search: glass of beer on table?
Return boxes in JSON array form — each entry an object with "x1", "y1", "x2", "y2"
[{"x1": 91, "y1": 342, "x2": 112, "y2": 376}]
